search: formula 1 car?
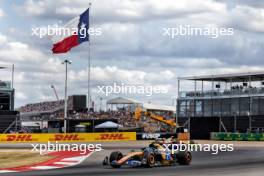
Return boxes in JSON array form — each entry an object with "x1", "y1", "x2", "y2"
[{"x1": 103, "y1": 137, "x2": 192, "y2": 168}]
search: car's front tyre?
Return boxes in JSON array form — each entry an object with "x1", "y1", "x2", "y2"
[{"x1": 109, "y1": 151, "x2": 123, "y2": 168}]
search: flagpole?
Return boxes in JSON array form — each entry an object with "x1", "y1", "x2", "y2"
[
  {"x1": 87, "y1": 3, "x2": 92, "y2": 113},
  {"x1": 62, "y1": 59, "x2": 72, "y2": 133}
]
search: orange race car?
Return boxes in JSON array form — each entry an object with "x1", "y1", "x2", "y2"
[{"x1": 103, "y1": 137, "x2": 192, "y2": 168}]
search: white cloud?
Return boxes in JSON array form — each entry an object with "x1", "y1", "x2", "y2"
[
  {"x1": 0, "y1": 34, "x2": 7, "y2": 43},
  {"x1": 18, "y1": 0, "x2": 47, "y2": 16},
  {"x1": 16, "y1": 92, "x2": 27, "y2": 100},
  {"x1": 55, "y1": 7, "x2": 85, "y2": 16},
  {"x1": 0, "y1": 34, "x2": 65, "y2": 106},
  {"x1": 70, "y1": 66, "x2": 175, "y2": 86},
  {"x1": 227, "y1": 5, "x2": 264, "y2": 33},
  {"x1": 17, "y1": 0, "x2": 226, "y2": 23},
  {"x1": 0, "y1": 9, "x2": 4, "y2": 18},
  {"x1": 0, "y1": 41, "x2": 46, "y2": 63},
  {"x1": 4, "y1": 0, "x2": 264, "y2": 108}
]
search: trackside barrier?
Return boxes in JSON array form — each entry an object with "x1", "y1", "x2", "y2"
[
  {"x1": 211, "y1": 132, "x2": 264, "y2": 141},
  {"x1": 0, "y1": 132, "x2": 136, "y2": 143}
]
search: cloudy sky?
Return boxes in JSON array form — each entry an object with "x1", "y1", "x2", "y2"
[{"x1": 0, "y1": 0, "x2": 264, "y2": 109}]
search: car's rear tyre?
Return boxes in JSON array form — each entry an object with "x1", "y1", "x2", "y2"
[
  {"x1": 176, "y1": 151, "x2": 192, "y2": 165},
  {"x1": 109, "y1": 151, "x2": 123, "y2": 168},
  {"x1": 145, "y1": 153, "x2": 156, "y2": 168}
]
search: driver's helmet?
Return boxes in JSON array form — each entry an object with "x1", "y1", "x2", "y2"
[{"x1": 154, "y1": 138, "x2": 162, "y2": 144}]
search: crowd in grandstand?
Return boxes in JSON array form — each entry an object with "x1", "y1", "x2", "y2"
[
  {"x1": 19, "y1": 100, "x2": 64, "y2": 113},
  {"x1": 68, "y1": 110, "x2": 137, "y2": 128},
  {"x1": 19, "y1": 99, "x2": 175, "y2": 133}
]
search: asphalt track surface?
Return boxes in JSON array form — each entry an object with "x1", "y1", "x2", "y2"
[{"x1": 1, "y1": 142, "x2": 264, "y2": 176}]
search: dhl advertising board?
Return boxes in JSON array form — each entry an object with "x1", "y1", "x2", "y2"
[{"x1": 0, "y1": 132, "x2": 136, "y2": 143}]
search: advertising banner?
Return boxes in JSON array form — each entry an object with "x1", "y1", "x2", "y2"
[
  {"x1": 211, "y1": 132, "x2": 264, "y2": 141},
  {"x1": 0, "y1": 132, "x2": 136, "y2": 143}
]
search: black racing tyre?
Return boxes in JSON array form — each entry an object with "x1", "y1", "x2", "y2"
[
  {"x1": 176, "y1": 151, "x2": 192, "y2": 165},
  {"x1": 145, "y1": 153, "x2": 156, "y2": 168},
  {"x1": 109, "y1": 151, "x2": 123, "y2": 168}
]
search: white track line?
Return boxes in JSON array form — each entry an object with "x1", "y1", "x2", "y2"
[
  {"x1": 30, "y1": 166, "x2": 60, "y2": 170},
  {"x1": 54, "y1": 162, "x2": 78, "y2": 165},
  {"x1": 62, "y1": 156, "x2": 86, "y2": 161},
  {"x1": 0, "y1": 170, "x2": 17, "y2": 173}
]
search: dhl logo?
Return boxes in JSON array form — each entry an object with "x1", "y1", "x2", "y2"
[
  {"x1": 50, "y1": 134, "x2": 83, "y2": 141},
  {"x1": 4, "y1": 134, "x2": 33, "y2": 141},
  {"x1": 95, "y1": 133, "x2": 129, "y2": 140}
]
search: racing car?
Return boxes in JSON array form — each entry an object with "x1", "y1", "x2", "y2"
[{"x1": 103, "y1": 137, "x2": 192, "y2": 168}]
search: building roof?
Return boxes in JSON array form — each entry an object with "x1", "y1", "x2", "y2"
[
  {"x1": 94, "y1": 121, "x2": 122, "y2": 128},
  {"x1": 107, "y1": 97, "x2": 176, "y2": 112},
  {"x1": 178, "y1": 71, "x2": 264, "y2": 82},
  {"x1": 106, "y1": 97, "x2": 141, "y2": 104},
  {"x1": 142, "y1": 103, "x2": 176, "y2": 112}
]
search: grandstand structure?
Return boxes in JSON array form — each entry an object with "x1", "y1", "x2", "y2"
[
  {"x1": 28, "y1": 97, "x2": 177, "y2": 133},
  {"x1": 107, "y1": 97, "x2": 176, "y2": 133},
  {"x1": 0, "y1": 80, "x2": 18, "y2": 133},
  {"x1": 19, "y1": 96, "x2": 175, "y2": 133},
  {"x1": 0, "y1": 81, "x2": 14, "y2": 110},
  {"x1": 19, "y1": 95, "x2": 87, "y2": 132},
  {"x1": 20, "y1": 95, "x2": 86, "y2": 119},
  {"x1": 177, "y1": 71, "x2": 264, "y2": 139}
]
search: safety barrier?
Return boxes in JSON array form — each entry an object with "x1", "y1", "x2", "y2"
[
  {"x1": 211, "y1": 132, "x2": 264, "y2": 141},
  {"x1": 0, "y1": 132, "x2": 136, "y2": 143}
]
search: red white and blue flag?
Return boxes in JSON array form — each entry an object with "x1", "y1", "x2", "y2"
[{"x1": 51, "y1": 8, "x2": 89, "y2": 54}]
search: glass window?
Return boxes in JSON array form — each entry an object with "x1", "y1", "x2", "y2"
[
  {"x1": 259, "y1": 97, "x2": 264, "y2": 115},
  {"x1": 231, "y1": 98, "x2": 239, "y2": 116},
  {"x1": 178, "y1": 100, "x2": 187, "y2": 117},
  {"x1": 222, "y1": 99, "x2": 231, "y2": 116},
  {"x1": 240, "y1": 97, "x2": 250, "y2": 116},
  {"x1": 213, "y1": 99, "x2": 221, "y2": 116},
  {"x1": 204, "y1": 99, "x2": 212, "y2": 117},
  {"x1": 251, "y1": 97, "x2": 259, "y2": 115},
  {"x1": 195, "y1": 100, "x2": 203, "y2": 117}
]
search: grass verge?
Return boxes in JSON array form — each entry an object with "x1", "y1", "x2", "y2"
[{"x1": 0, "y1": 150, "x2": 54, "y2": 169}]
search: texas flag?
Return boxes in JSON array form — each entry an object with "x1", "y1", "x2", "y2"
[{"x1": 51, "y1": 8, "x2": 89, "y2": 54}]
